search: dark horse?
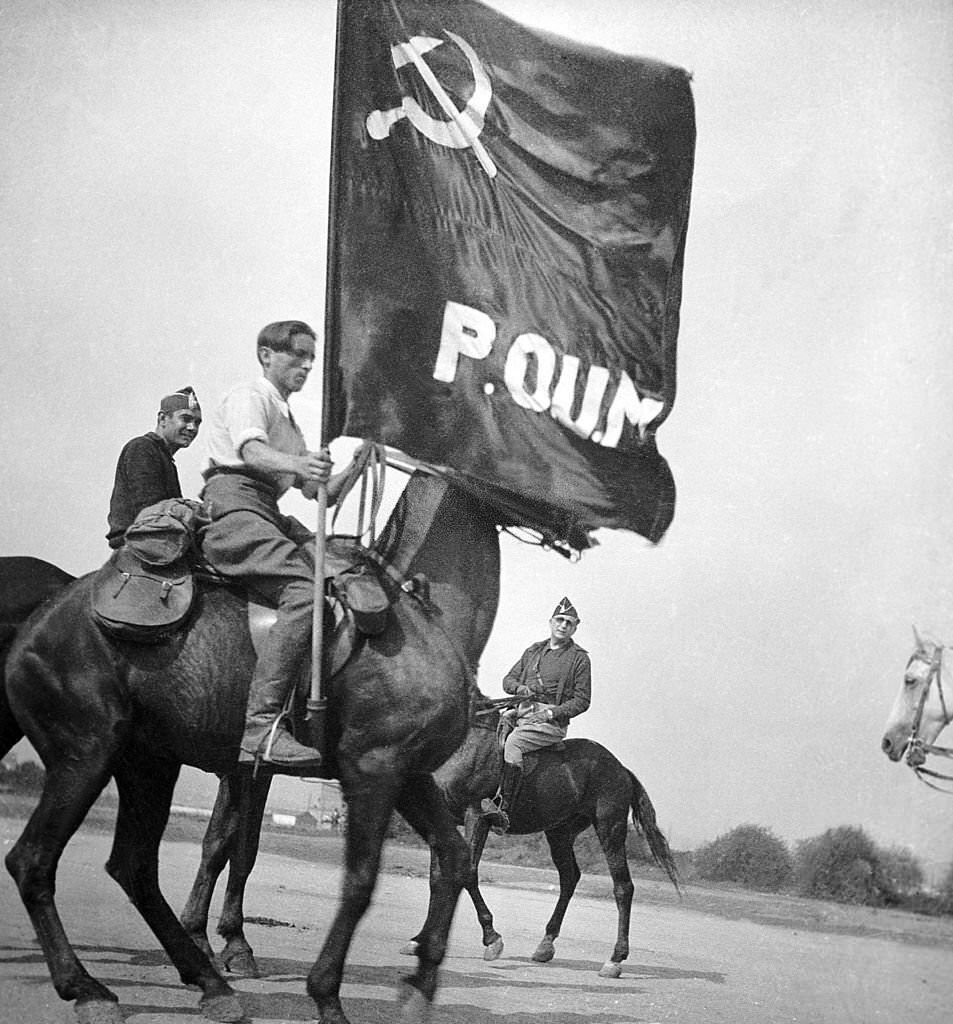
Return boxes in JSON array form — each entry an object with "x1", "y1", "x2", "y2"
[
  {"x1": 1, "y1": 470, "x2": 500, "y2": 1024},
  {"x1": 180, "y1": 695, "x2": 679, "y2": 981},
  {"x1": 408, "y1": 698, "x2": 679, "y2": 977},
  {"x1": 0, "y1": 555, "x2": 76, "y2": 752}
]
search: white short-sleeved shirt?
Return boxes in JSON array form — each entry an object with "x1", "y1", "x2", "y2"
[{"x1": 204, "y1": 376, "x2": 307, "y2": 497}]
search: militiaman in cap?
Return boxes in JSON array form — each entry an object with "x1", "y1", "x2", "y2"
[
  {"x1": 159, "y1": 386, "x2": 201, "y2": 414},
  {"x1": 552, "y1": 596, "x2": 580, "y2": 621}
]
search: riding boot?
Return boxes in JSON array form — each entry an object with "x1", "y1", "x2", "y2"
[
  {"x1": 480, "y1": 763, "x2": 523, "y2": 834},
  {"x1": 239, "y1": 587, "x2": 322, "y2": 774},
  {"x1": 240, "y1": 674, "x2": 322, "y2": 773}
]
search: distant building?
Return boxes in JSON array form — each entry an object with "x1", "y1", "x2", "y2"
[{"x1": 173, "y1": 768, "x2": 344, "y2": 820}]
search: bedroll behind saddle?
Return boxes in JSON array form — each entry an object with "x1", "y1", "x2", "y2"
[{"x1": 91, "y1": 498, "x2": 208, "y2": 643}]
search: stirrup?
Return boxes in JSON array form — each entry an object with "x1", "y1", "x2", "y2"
[
  {"x1": 484, "y1": 806, "x2": 510, "y2": 835},
  {"x1": 248, "y1": 708, "x2": 305, "y2": 778},
  {"x1": 480, "y1": 794, "x2": 502, "y2": 815},
  {"x1": 480, "y1": 795, "x2": 509, "y2": 832},
  {"x1": 261, "y1": 710, "x2": 291, "y2": 762}
]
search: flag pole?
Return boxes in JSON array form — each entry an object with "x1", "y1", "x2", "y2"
[{"x1": 308, "y1": 0, "x2": 347, "y2": 750}]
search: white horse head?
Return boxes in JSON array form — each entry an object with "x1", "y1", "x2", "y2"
[{"x1": 881, "y1": 628, "x2": 953, "y2": 767}]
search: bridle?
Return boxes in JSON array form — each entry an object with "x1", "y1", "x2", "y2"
[{"x1": 905, "y1": 644, "x2": 953, "y2": 791}]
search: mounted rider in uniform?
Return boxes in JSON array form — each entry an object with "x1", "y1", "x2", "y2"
[{"x1": 482, "y1": 597, "x2": 591, "y2": 833}]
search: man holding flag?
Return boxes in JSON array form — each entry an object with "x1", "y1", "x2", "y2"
[
  {"x1": 197, "y1": 0, "x2": 695, "y2": 779},
  {"x1": 201, "y1": 320, "x2": 351, "y2": 772}
]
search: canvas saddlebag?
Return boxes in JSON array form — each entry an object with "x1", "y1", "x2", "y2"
[
  {"x1": 331, "y1": 562, "x2": 389, "y2": 636},
  {"x1": 324, "y1": 537, "x2": 390, "y2": 637},
  {"x1": 91, "y1": 498, "x2": 207, "y2": 643}
]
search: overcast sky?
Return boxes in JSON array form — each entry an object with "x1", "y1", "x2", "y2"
[{"x1": 2, "y1": 0, "x2": 952, "y2": 875}]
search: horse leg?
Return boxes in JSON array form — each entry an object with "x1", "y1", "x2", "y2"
[
  {"x1": 401, "y1": 804, "x2": 502, "y2": 961},
  {"x1": 594, "y1": 813, "x2": 634, "y2": 978},
  {"x1": 306, "y1": 774, "x2": 401, "y2": 1024},
  {"x1": 217, "y1": 770, "x2": 271, "y2": 976},
  {"x1": 179, "y1": 770, "x2": 271, "y2": 976},
  {"x1": 179, "y1": 775, "x2": 233, "y2": 962},
  {"x1": 394, "y1": 773, "x2": 470, "y2": 1005},
  {"x1": 5, "y1": 758, "x2": 126, "y2": 1021},
  {"x1": 531, "y1": 825, "x2": 582, "y2": 964},
  {"x1": 461, "y1": 806, "x2": 502, "y2": 959},
  {"x1": 107, "y1": 755, "x2": 243, "y2": 1023}
]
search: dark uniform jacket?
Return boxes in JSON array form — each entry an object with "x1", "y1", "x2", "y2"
[
  {"x1": 502, "y1": 638, "x2": 591, "y2": 727},
  {"x1": 106, "y1": 432, "x2": 181, "y2": 548}
]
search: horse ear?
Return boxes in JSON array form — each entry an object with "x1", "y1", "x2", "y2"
[{"x1": 912, "y1": 625, "x2": 924, "y2": 649}]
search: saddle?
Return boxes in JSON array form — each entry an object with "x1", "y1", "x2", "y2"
[
  {"x1": 494, "y1": 715, "x2": 566, "y2": 780},
  {"x1": 92, "y1": 505, "x2": 394, "y2": 657},
  {"x1": 246, "y1": 536, "x2": 392, "y2": 684},
  {"x1": 516, "y1": 744, "x2": 567, "y2": 779}
]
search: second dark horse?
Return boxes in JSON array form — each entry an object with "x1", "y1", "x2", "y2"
[{"x1": 1, "y1": 470, "x2": 500, "y2": 1024}]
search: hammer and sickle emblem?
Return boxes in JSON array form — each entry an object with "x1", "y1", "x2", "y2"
[{"x1": 366, "y1": 32, "x2": 497, "y2": 179}]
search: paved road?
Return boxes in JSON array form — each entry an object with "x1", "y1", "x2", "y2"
[{"x1": 1, "y1": 820, "x2": 950, "y2": 1023}]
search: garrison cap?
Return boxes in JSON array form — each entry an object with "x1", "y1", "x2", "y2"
[
  {"x1": 552, "y1": 596, "x2": 580, "y2": 621},
  {"x1": 159, "y1": 386, "x2": 201, "y2": 414}
]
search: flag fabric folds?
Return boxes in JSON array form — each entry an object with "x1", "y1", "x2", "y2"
[{"x1": 325, "y1": 0, "x2": 695, "y2": 549}]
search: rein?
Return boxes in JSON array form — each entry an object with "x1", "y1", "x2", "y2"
[
  {"x1": 906, "y1": 645, "x2": 953, "y2": 792},
  {"x1": 331, "y1": 441, "x2": 388, "y2": 543},
  {"x1": 474, "y1": 696, "x2": 521, "y2": 717}
]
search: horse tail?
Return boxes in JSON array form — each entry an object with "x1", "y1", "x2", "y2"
[
  {"x1": 627, "y1": 768, "x2": 680, "y2": 893},
  {"x1": 0, "y1": 557, "x2": 75, "y2": 759},
  {"x1": 1, "y1": 624, "x2": 25, "y2": 759}
]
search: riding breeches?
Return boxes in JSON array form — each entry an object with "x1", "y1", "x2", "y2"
[
  {"x1": 502, "y1": 718, "x2": 567, "y2": 766},
  {"x1": 200, "y1": 507, "x2": 315, "y2": 696}
]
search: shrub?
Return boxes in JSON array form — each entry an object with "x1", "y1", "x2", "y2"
[
  {"x1": 936, "y1": 858, "x2": 953, "y2": 914},
  {"x1": 794, "y1": 825, "x2": 892, "y2": 905},
  {"x1": 877, "y1": 845, "x2": 924, "y2": 897},
  {"x1": 693, "y1": 824, "x2": 793, "y2": 891},
  {"x1": 0, "y1": 759, "x2": 45, "y2": 793}
]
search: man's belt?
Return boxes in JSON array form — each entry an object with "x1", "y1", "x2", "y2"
[{"x1": 203, "y1": 466, "x2": 279, "y2": 495}]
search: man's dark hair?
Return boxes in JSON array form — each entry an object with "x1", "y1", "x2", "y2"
[{"x1": 256, "y1": 321, "x2": 316, "y2": 364}]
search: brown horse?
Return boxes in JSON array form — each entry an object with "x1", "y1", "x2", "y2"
[
  {"x1": 1, "y1": 470, "x2": 500, "y2": 1024},
  {"x1": 179, "y1": 694, "x2": 678, "y2": 982}
]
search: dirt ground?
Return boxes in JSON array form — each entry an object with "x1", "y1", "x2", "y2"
[{"x1": 1, "y1": 811, "x2": 951, "y2": 1024}]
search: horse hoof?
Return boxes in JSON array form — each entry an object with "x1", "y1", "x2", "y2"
[
  {"x1": 531, "y1": 941, "x2": 555, "y2": 963},
  {"x1": 397, "y1": 981, "x2": 431, "y2": 1024},
  {"x1": 483, "y1": 937, "x2": 504, "y2": 961},
  {"x1": 200, "y1": 992, "x2": 244, "y2": 1022},
  {"x1": 399, "y1": 940, "x2": 420, "y2": 956},
  {"x1": 598, "y1": 961, "x2": 623, "y2": 979},
  {"x1": 223, "y1": 950, "x2": 260, "y2": 978},
  {"x1": 75, "y1": 1000, "x2": 124, "y2": 1024}
]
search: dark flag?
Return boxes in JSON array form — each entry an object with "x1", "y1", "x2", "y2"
[{"x1": 325, "y1": 0, "x2": 695, "y2": 550}]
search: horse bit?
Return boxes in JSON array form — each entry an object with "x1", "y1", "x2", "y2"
[{"x1": 906, "y1": 644, "x2": 953, "y2": 792}]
